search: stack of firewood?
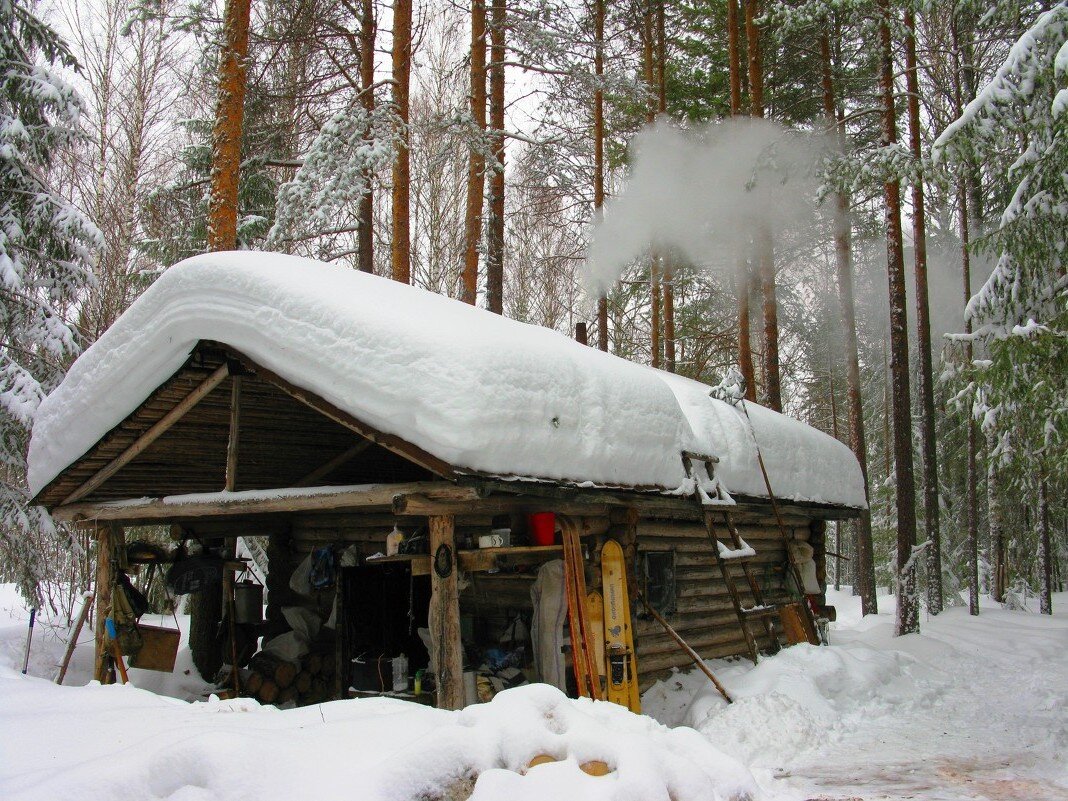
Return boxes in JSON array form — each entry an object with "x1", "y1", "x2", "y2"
[{"x1": 244, "y1": 650, "x2": 336, "y2": 706}]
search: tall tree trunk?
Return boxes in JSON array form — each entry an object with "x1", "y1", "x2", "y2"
[
  {"x1": 951, "y1": 10, "x2": 980, "y2": 616},
  {"x1": 904, "y1": 4, "x2": 942, "y2": 614},
  {"x1": 462, "y1": 0, "x2": 487, "y2": 303},
  {"x1": 207, "y1": 0, "x2": 251, "y2": 252},
  {"x1": 1038, "y1": 480, "x2": 1052, "y2": 615},
  {"x1": 357, "y1": 0, "x2": 376, "y2": 274},
  {"x1": 594, "y1": 0, "x2": 608, "y2": 351},
  {"x1": 198, "y1": 0, "x2": 250, "y2": 679},
  {"x1": 820, "y1": 29, "x2": 876, "y2": 615},
  {"x1": 391, "y1": 0, "x2": 412, "y2": 284},
  {"x1": 962, "y1": 183, "x2": 980, "y2": 615},
  {"x1": 988, "y1": 443, "x2": 1006, "y2": 602},
  {"x1": 744, "y1": 0, "x2": 781, "y2": 410},
  {"x1": 657, "y1": 1, "x2": 675, "y2": 372},
  {"x1": 486, "y1": 0, "x2": 505, "y2": 314},
  {"x1": 728, "y1": 0, "x2": 756, "y2": 400},
  {"x1": 878, "y1": 0, "x2": 918, "y2": 636},
  {"x1": 642, "y1": 3, "x2": 661, "y2": 368}
]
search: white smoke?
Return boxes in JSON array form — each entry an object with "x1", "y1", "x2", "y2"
[{"x1": 586, "y1": 119, "x2": 824, "y2": 293}]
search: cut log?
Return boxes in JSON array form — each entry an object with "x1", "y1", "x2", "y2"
[
  {"x1": 296, "y1": 671, "x2": 312, "y2": 694},
  {"x1": 258, "y1": 679, "x2": 279, "y2": 704},
  {"x1": 245, "y1": 670, "x2": 263, "y2": 695}
]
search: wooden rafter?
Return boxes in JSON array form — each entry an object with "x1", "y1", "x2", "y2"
[
  {"x1": 294, "y1": 440, "x2": 372, "y2": 488},
  {"x1": 60, "y1": 363, "x2": 231, "y2": 506},
  {"x1": 225, "y1": 375, "x2": 241, "y2": 492},
  {"x1": 213, "y1": 343, "x2": 455, "y2": 478}
]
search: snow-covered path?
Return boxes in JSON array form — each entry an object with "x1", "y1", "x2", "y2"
[
  {"x1": 784, "y1": 599, "x2": 1068, "y2": 800},
  {"x1": 641, "y1": 589, "x2": 1068, "y2": 801}
]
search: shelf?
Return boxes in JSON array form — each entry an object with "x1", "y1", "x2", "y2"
[{"x1": 364, "y1": 544, "x2": 563, "y2": 575}]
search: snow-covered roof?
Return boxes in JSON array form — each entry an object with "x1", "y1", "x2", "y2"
[{"x1": 28, "y1": 252, "x2": 866, "y2": 508}]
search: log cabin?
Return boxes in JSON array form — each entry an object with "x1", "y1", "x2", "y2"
[{"x1": 28, "y1": 252, "x2": 865, "y2": 710}]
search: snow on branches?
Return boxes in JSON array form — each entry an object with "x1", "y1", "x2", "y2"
[
  {"x1": 935, "y1": 5, "x2": 1067, "y2": 479},
  {"x1": 1, "y1": 0, "x2": 98, "y2": 604},
  {"x1": 267, "y1": 103, "x2": 398, "y2": 252}
]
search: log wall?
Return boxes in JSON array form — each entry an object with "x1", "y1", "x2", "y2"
[
  {"x1": 195, "y1": 507, "x2": 820, "y2": 701},
  {"x1": 633, "y1": 516, "x2": 810, "y2": 688}
]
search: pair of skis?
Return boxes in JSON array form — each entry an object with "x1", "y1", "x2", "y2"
[{"x1": 561, "y1": 519, "x2": 639, "y2": 713}]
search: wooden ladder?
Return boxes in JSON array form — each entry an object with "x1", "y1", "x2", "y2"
[{"x1": 682, "y1": 452, "x2": 780, "y2": 664}]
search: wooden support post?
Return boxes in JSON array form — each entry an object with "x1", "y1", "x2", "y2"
[
  {"x1": 429, "y1": 515, "x2": 463, "y2": 709},
  {"x1": 225, "y1": 374, "x2": 241, "y2": 492},
  {"x1": 92, "y1": 523, "x2": 114, "y2": 684}
]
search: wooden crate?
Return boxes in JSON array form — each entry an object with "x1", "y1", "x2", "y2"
[{"x1": 129, "y1": 624, "x2": 180, "y2": 672}]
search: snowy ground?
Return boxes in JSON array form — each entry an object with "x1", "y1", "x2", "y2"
[{"x1": 1, "y1": 584, "x2": 1065, "y2": 800}]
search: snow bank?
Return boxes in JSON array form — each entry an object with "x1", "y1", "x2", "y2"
[
  {"x1": 1, "y1": 583, "x2": 759, "y2": 801},
  {"x1": 28, "y1": 253, "x2": 865, "y2": 508},
  {"x1": 642, "y1": 639, "x2": 918, "y2": 769},
  {"x1": 4, "y1": 586, "x2": 1068, "y2": 800},
  {"x1": 0, "y1": 676, "x2": 759, "y2": 801}
]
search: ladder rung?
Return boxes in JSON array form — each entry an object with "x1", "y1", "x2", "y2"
[
  {"x1": 742, "y1": 605, "x2": 779, "y2": 618},
  {"x1": 717, "y1": 540, "x2": 757, "y2": 561}
]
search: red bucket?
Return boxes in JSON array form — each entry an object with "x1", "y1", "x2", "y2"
[{"x1": 527, "y1": 512, "x2": 556, "y2": 546}]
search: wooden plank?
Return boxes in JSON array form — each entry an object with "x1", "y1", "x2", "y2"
[
  {"x1": 225, "y1": 375, "x2": 241, "y2": 492},
  {"x1": 458, "y1": 544, "x2": 562, "y2": 572},
  {"x1": 52, "y1": 481, "x2": 481, "y2": 523},
  {"x1": 294, "y1": 440, "x2": 372, "y2": 487},
  {"x1": 392, "y1": 494, "x2": 614, "y2": 518},
  {"x1": 61, "y1": 363, "x2": 231, "y2": 505},
  {"x1": 429, "y1": 515, "x2": 463, "y2": 710}
]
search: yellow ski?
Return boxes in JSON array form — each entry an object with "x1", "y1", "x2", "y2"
[{"x1": 600, "y1": 539, "x2": 640, "y2": 712}]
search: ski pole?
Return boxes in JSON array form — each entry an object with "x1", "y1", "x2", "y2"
[
  {"x1": 21, "y1": 608, "x2": 36, "y2": 675},
  {"x1": 638, "y1": 593, "x2": 732, "y2": 704},
  {"x1": 104, "y1": 618, "x2": 130, "y2": 685}
]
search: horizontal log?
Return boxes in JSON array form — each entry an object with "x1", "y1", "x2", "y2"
[{"x1": 55, "y1": 482, "x2": 482, "y2": 523}]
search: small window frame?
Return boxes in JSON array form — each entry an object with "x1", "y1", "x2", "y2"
[{"x1": 642, "y1": 549, "x2": 677, "y2": 618}]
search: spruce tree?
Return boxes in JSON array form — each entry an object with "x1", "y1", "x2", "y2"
[{"x1": 1, "y1": 0, "x2": 98, "y2": 604}]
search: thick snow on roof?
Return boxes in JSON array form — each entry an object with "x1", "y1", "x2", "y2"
[{"x1": 28, "y1": 252, "x2": 866, "y2": 507}]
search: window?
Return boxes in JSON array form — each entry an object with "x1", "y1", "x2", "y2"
[{"x1": 642, "y1": 550, "x2": 676, "y2": 617}]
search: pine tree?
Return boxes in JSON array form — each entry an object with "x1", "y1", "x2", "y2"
[
  {"x1": 936, "y1": 5, "x2": 1068, "y2": 591},
  {"x1": 1, "y1": 0, "x2": 99, "y2": 604},
  {"x1": 391, "y1": 0, "x2": 413, "y2": 284}
]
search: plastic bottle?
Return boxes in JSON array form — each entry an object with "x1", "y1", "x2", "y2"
[
  {"x1": 386, "y1": 526, "x2": 404, "y2": 556},
  {"x1": 392, "y1": 653, "x2": 408, "y2": 691}
]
